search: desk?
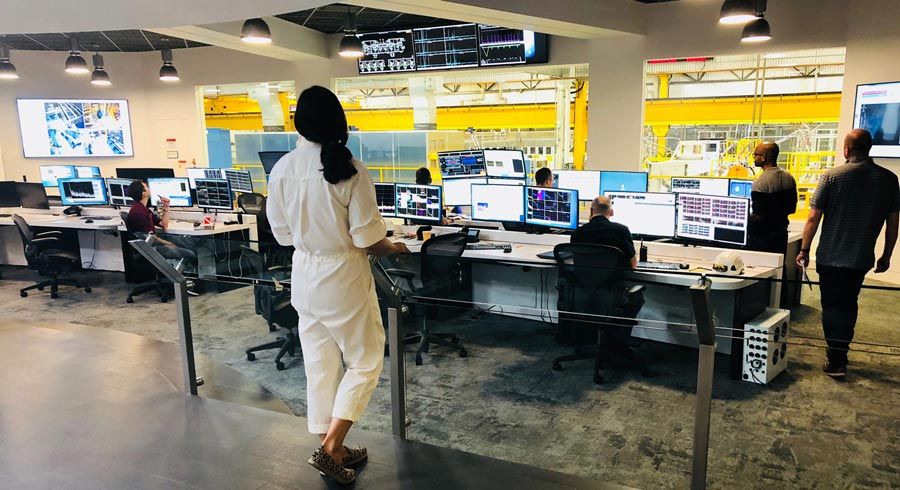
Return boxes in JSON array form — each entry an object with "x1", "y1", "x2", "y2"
[{"x1": 392, "y1": 226, "x2": 784, "y2": 379}]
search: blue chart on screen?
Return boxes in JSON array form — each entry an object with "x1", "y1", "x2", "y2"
[
  {"x1": 414, "y1": 24, "x2": 479, "y2": 70},
  {"x1": 439, "y1": 150, "x2": 486, "y2": 177},
  {"x1": 729, "y1": 179, "x2": 753, "y2": 199},
  {"x1": 600, "y1": 171, "x2": 648, "y2": 196},
  {"x1": 525, "y1": 187, "x2": 578, "y2": 229}
]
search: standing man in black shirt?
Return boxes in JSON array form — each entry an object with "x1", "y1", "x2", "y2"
[
  {"x1": 748, "y1": 142, "x2": 798, "y2": 254},
  {"x1": 797, "y1": 129, "x2": 900, "y2": 377}
]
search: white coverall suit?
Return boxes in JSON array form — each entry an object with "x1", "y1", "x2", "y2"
[{"x1": 266, "y1": 138, "x2": 387, "y2": 434}]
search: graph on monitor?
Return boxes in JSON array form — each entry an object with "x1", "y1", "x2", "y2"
[
  {"x1": 676, "y1": 194, "x2": 749, "y2": 246},
  {"x1": 375, "y1": 182, "x2": 396, "y2": 217},
  {"x1": 414, "y1": 23, "x2": 479, "y2": 71}
]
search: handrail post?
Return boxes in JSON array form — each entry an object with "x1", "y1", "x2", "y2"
[
  {"x1": 690, "y1": 277, "x2": 715, "y2": 490},
  {"x1": 388, "y1": 307, "x2": 407, "y2": 439}
]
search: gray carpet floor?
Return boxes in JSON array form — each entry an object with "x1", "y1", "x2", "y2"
[{"x1": 2, "y1": 265, "x2": 898, "y2": 489}]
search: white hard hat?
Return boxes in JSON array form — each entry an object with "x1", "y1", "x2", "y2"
[{"x1": 713, "y1": 251, "x2": 745, "y2": 275}]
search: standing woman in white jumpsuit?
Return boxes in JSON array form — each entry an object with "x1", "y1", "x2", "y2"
[{"x1": 266, "y1": 85, "x2": 410, "y2": 484}]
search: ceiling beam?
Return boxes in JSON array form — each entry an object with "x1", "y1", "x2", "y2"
[
  {"x1": 148, "y1": 17, "x2": 329, "y2": 61},
  {"x1": 344, "y1": 0, "x2": 645, "y2": 39}
]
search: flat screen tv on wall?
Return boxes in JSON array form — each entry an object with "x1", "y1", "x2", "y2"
[
  {"x1": 854, "y1": 81, "x2": 900, "y2": 158},
  {"x1": 17, "y1": 98, "x2": 134, "y2": 158}
]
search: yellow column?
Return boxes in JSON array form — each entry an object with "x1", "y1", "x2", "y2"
[
  {"x1": 653, "y1": 75, "x2": 671, "y2": 159},
  {"x1": 573, "y1": 80, "x2": 589, "y2": 170}
]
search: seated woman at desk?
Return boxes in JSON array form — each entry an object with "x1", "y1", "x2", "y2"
[{"x1": 125, "y1": 180, "x2": 197, "y2": 272}]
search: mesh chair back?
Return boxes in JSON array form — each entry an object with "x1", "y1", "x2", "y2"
[
  {"x1": 238, "y1": 193, "x2": 266, "y2": 215},
  {"x1": 11, "y1": 214, "x2": 34, "y2": 244},
  {"x1": 553, "y1": 243, "x2": 624, "y2": 290},
  {"x1": 420, "y1": 233, "x2": 467, "y2": 286}
]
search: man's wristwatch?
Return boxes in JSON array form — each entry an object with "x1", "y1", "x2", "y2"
[{"x1": 800, "y1": 248, "x2": 810, "y2": 254}]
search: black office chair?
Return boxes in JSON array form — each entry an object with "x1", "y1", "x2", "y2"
[
  {"x1": 242, "y1": 248, "x2": 300, "y2": 371},
  {"x1": 12, "y1": 214, "x2": 91, "y2": 299},
  {"x1": 551, "y1": 243, "x2": 645, "y2": 384},
  {"x1": 386, "y1": 232, "x2": 469, "y2": 365},
  {"x1": 238, "y1": 193, "x2": 292, "y2": 268},
  {"x1": 120, "y1": 211, "x2": 171, "y2": 303},
  {"x1": 238, "y1": 192, "x2": 265, "y2": 215}
]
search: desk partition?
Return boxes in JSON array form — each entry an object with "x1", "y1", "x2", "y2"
[{"x1": 136, "y1": 233, "x2": 900, "y2": 490}]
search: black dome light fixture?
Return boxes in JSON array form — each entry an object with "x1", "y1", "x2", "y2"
[
  {"x1": 719, "y1": 0, "x2": 758, "y2": 25},
  {"x1": 90, "y1": 53, "x2": 111, "y2": 86},
  {"x1": 65, "y1": 37, "x2": 89, "y2": 74},
  {"x1": 158, "y1": 49, "x2": 180, "y2": 81},
  {"x1": 339, "y1": 7, "x2": 363, "y2": 58},
  {"x1": 241, "y1": 18, "x2": 272, "y2": 44},
  {"x1": 0, "y1": 44, "x2": 18, "y2": 80},
  {"x1": 741, "y1": 13, "x2": 771, "y2": 43}
]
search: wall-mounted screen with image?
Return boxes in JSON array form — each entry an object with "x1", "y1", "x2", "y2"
[
  {"x1": 17, "y1": 99, "x2": 134, "y2": 158},
  {"x1": 854, "y1": 81, "x2": 900, "y2": 158}
]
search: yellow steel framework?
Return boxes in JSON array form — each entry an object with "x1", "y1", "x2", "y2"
[{"x1": 644, "y1": 93, "x2": 841, "y2": 126}]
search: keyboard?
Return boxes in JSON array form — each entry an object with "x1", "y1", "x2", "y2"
[
  {"x1": 467, "y1": 243, "x2": 512, "y2": 252},
  {"x1": 638, "y1": 261, "x2": 685, "y2": 271},
  {"x1": 81, "y1": 216, "x2": 113, "y2": 221}
]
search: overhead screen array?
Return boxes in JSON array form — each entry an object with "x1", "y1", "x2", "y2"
[
  {"x1": 854, "y1": 81, "x2": 900, "y2": 158},
  {"x1": 358, "y1": 24, "x2": 547, "y2": 74},
  {"x1": 17, "y1": 99, "x2": 134, "y2": 158}
]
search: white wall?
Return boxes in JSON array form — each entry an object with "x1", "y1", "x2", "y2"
[{"x1": 0, "y1": 39, "x2": 357, "y2": 183}]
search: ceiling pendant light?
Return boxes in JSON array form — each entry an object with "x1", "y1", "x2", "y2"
[
  {"x1": 339, "y1": 8, "x2": 363, "y2": 58},
  {"x1": 158, "y1": 49, "x2": 179, "y2": 82},
  {"x1": 90, "y1": 53, "x2": 111, "y2": 86},
  {"x1": 741, "y1": 14, "x2": 771, "y2": 43},
  {"x1": 719, "y1": 0, "x2": 757, "y2": 25},
  {"x1": 64, "y1": 37, "x2": 89, "y2": 74},
  {"x1": 241, "y1": 18, "x2": 272, "y2": 44},
  {"x1": 0, "y1": 45, "x2": 19, "y2": 80}
]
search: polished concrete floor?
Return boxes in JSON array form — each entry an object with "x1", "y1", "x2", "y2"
[
  {"x1": 1, "y1": 265, "x2": 899, "y2": 489},
  {"x1": 0, "y1": 320, "x2": 624, "y2": 490}
]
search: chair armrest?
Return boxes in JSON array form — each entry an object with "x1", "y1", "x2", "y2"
[
  {"x1": 385, "y1": 269, "x2": 415, "y2": 280},
  {"x1": 29, "y1": 237, "x2": 60, "y2": 245},
  {"x1": 35, "y1": 231, "x2": 63, "y2": 237}
]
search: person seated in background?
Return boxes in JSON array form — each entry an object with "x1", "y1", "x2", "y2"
[
  {"x1": 126, "y1": 180, "x2": 198, "y2": 273},
  {"x1": 570, "y1": 196, "x2": 640, "y2": 357},
  {"x1": 415, "y1": 167, "x2": 432, "y2": 185},
  {"x1": 534, "y1": 167, "x2": 554, "y2": 188}
]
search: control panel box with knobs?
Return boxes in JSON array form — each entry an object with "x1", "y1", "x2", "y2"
[{"x1": 742, "y1": 308, "x2": 789, "y2": 384}]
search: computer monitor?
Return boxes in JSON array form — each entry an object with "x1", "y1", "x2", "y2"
[
  {"x1": 606, "y1": 192, "x2": 677, "y2": 238},
  {"x1": 555, "y1": 170, "x2": 601, "y2": 201},
  {"x1": 442, "y1": 177, "x2": 487, "y2": 206},
  {"x1": 599, "y1": 171, "x2": 649, "y2": 196},
  {"x1": 395, "y1": 184, "x2": 442, "y2": 222},
  {"x1": 483, "y1": 149, "x2": 526, "y2": 179},
  {"x1": 194, "y1": 179, "x2": 234, "y2": 210},
  {"x1": 223, "y1": 168, "x2": 254, "y2": 193},
  {"x1": 116, "y1": 168, "x2": 176, "y2": 182},
  {"x1": 0, "y1": 181, "x2": 20, "y2": 207},
  {"x1": 374, "y1": 182, "x2": 396, "y2": 217},
  {"x1": 525, "y1": 186, "x2": 579, "y2": 230},
  {"x1": 670, "y1": 177, "x2": 730, "y2": 196},
  {"x1": 186, "y1": 168, "x2": 223, "y2": 189},
  {"x1": 148, "y1": 177, "x2": 192, "y2": 208},
  {"x1": 676, "y1": 194, "x2": 749, "y2": 246},
  {"x1": 106, "y1": 178, "x2": 135, "y2": 207},
  {"x1": 39, "y1": 165, "x2": 76, "y2": 187},
  {"x1": 259, "y1": 151, "x2": 289, "y2": 174},
  {"x1": 74, "y1": 165, "x2": 101, "y2": 178},
  {"x1": 438, "y1": 150, "x2": 486, "y2": 177},
  {"x1": 58, "y1": 178, "x2": 109, "y2": 206},
  {"x1": 729, "y1": 179, "x2": 753, "y2": 199},
  {"x1": 471, "y1": 183, "x2": 525, "y2": 222},
  {"x1": 487, "y1": 177, "x2": 525, "y2": 185},
  {"x1": 16, "y1": 183, "x2": 50, "y2": 210}
]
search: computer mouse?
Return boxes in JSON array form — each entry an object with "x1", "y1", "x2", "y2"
[
  {"x1": 679, "y1": 262, "x2": 690, "y2": 269},
  {"x1": 503, "y1": 247, "x2": 512, "y2": 253},
  {"x1": 84, "y1": 219, "x2": 94, "y2": 223}
]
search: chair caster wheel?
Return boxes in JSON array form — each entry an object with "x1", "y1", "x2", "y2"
[
  {"x1": 459, "y1": 349, "x2": 468, "y2": 358},
  {"x1": 593, "y1": 375, "x2": 605, "y2": 385},
  {"x1": 20, "y1": 291, "x2": 28, "y2": 298},
  {"x1": 161, "y1": 297, "x2": 168, "y2": 303},
  {"x1": 50, "y1": 292, "x2": 59, "y2": 299},
  {"x1": 415, "y1": 355, "x2": 423, "y2": 366},
  {"x1": 38, "y1": 286, "x2": 44, "y2": 291},
  {"x1": 246, "y1": 352, "x2": 256, "y2": 362},
  {"x1": 276, "y1": 361, "x2": 286, "y2": 371},
  {"x1": 126, "y1": 297, "x2": 134, "y2": 303},
  {"x1": 269, "y1": 324, "x2": 277, "y2": 332},
  {"x1": 552, "y1": 362, "x2": 562, "y2": 371},
  {"x1": 84, "y1": 287, "x2": 91, "y2": 293}
]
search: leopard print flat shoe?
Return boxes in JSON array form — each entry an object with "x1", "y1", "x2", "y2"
[
  {"x1": 343, "y1": 446, "x2": 368, "y2": 467},
  {"x1": 308, "y1": 446, "x2": 356, "y2": 484}
]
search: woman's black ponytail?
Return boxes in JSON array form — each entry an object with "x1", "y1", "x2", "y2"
[{"x1": 294, "y1": 85, "x2": 358, "y2": 185}]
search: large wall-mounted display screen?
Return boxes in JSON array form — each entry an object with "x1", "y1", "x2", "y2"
[
  {"x1": 358, "y1": 30, "x2": 417, "y2": 74},
  {"x1": 17, "y1": 99, "x2": 134, "y2": 158},
  {"x1": 356, "y1": 24, "x2": 547, "y2": 75},
  {"x1": 854, "y1": 81, "x2": 900, "y2": 158}
]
